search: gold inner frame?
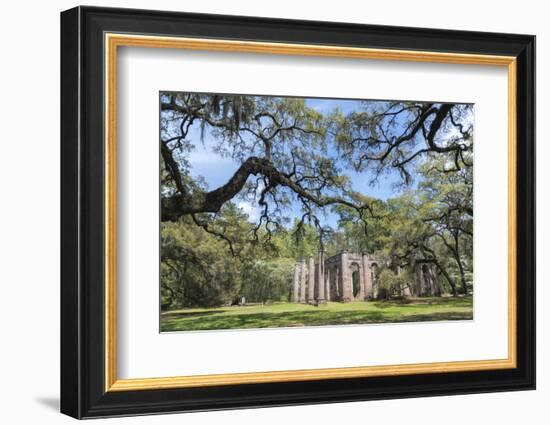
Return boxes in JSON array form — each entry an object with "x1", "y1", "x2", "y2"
[{"x1": 104, "y1": 33, "x2": 517, "y2": 392}]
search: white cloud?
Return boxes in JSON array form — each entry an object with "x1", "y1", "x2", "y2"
[
  {"x1": 237, "y1": 200, "x2": 261, "y2": 222},
  {"x1": 188, "y1": 149, "x2": 232, "y2": 166}
]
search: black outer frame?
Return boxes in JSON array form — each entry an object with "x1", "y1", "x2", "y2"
[{"x1": 60, "y1": 5, "x2": 536, "y2": 419}]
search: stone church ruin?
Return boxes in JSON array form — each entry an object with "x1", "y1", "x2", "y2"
[{"x1": 292, "y1": 250, "x2": 443, "y2": 304}]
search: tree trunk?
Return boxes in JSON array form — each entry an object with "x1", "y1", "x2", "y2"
[
  {"x1": 453, "y1": 235, "x2": 468, "y2": 295},
  {"x1": 435, "y1": 261, "x2": 457, "y2": 296}
]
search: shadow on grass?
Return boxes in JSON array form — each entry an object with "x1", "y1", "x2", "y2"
[
  {"x1": 162, "y1": 310, "x2": 225, "y2": 319},
  {"x1": 373, "y1": 296, "x2": 472, "y2": 309},
  {"x1": 372, "y1": 299, "x2": 413, "y2": 308},
  {"x1": 160, "y1": 308, "x2": 472, "y2": 332},
  {"x1": 398, "y1": 311, "x2": 473, "y2": 322}
]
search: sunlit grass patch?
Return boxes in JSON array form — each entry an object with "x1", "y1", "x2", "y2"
[{"x1": 160, "y1": 296, "x2": 473, "y2": 332}]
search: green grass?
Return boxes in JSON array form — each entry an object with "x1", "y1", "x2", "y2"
[{"x1": 160, "y1": 296, "x2": 473, "y2": 332}]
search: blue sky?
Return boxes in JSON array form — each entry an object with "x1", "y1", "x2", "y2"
[{"x1": 184, "y1": 98, "x2": 405, "y2": 228}]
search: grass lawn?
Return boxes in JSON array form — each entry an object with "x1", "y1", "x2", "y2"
[{"x1": 160, "y1": 296, "x2": 473, "y2": 332}]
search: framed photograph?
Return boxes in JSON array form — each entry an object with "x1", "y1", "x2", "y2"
[{"x1": 60, "y1": 6, "x2": 535, "y2": 419}]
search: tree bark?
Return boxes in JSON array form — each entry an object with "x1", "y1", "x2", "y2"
[{"x1": 161, "y1": 156, "x2": 367, "y2": 222}]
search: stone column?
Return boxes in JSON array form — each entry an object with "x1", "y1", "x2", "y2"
[
  {"x1": 362, "y1": 253, "x2": 372, "y2": 299},
  {"x1": 356, "y1": 263, "x2": 365, "y2": 301},
  {"x1": 425, "y1": 265, "x2": 440, "y2": 296},
  {"x1": 362, "y1": 254, "x2": 372, "y2": 299},
  {"x1": 325, "y1": 267, "x2": 331, "y2": 301},
  {"x1": 292, "y1": 263, "x2": 300, "y2": 303},
  {"x1": 317, "y1": 251, "x2": 325, "y2": 303},
  {"x1": 372, "y1": 264, "x2": 379, "y2": 299},
  {"x1": 416, "y1": 264, "x2": 423, "y2": 296},
  {"x1": 432, "y1": 267, "x2": 442, "y2": 296},
  {"x1": 426, "y1": 266, "x2": 433, "y2": 296},
  {"x1": 299, "y1": 258, "x2": 307, "y2": 303},
  {"x1": 308, "y1": 255, "x2": 316, "y2": 303},
  {"x1": 334, "y1": 266, "x2": 340, "y2": 299},
  {"x1": 340, "y1": 251, "x2": 352, "y2": 302}
]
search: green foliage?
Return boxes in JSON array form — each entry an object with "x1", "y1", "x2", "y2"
[
  {"x1": 161, "y1": 206, "x2": 299, "y2": 309},
  {"x1": 160, "y1": 96, "x2": 474, "y2": 309},
  {"x1": 241, "y1": 258, "x2": 295, "y2": 303},
  {"x1": 377, "y1": 268, "x2": 414, "y2": 299},
  {"x1": 160, "y1": 155, "x2": 474, "y2": 308},
  {"x1": 161, "y1": 217, "x2": 244, "y2": 308}
]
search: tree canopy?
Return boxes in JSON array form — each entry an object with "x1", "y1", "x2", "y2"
[{"x1": 160, "y1": 93, "x2": 474, "y2": 308}]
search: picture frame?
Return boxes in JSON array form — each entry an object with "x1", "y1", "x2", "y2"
[{"x1": 60, "y1": 5, "x2": 535, "y2": 419}]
